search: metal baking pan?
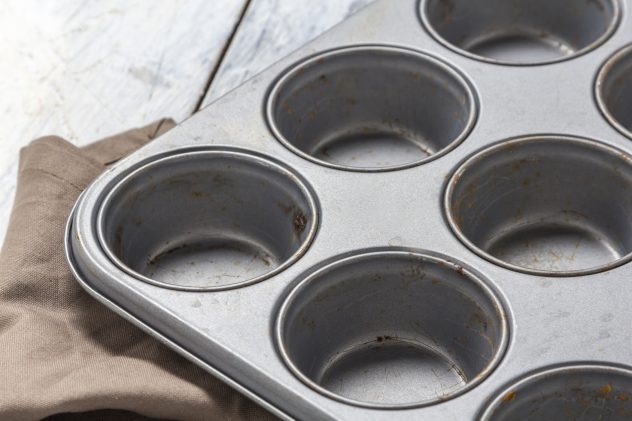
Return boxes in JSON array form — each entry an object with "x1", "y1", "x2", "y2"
[{"x1": 66, "y1": 0, "x2": 632, "y2": 419}]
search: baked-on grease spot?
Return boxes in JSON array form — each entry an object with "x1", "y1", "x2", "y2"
[
  {"x1": 501, "y1": 391, "x2": 516, "y2": 403},
  {"x1": 293, "y1": 212, "x2": 307, "y2": 234}
]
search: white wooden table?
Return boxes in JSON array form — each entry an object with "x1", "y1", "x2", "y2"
[{"x1": 0, "y1": 0, "x2": 374, "y2": 245}]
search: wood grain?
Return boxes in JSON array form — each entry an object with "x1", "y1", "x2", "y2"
[
  {"x1": 202, "y1": 0, "x2": 375, "y2": 106},
  {"x1": 0, "y1": 0, "x2": 248, "y2": 243},
  {"x1": 0, "y1": 0, "x2": 375, "y2": 244}
]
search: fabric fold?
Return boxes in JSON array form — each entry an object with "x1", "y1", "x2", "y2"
[{"x1": 0, "y1": 119, "x2": 274, "y2": 421}]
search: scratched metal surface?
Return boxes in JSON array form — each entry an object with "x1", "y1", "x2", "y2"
[{"x1": 67, "y1": 0, "x2": 632, "y2": 419}]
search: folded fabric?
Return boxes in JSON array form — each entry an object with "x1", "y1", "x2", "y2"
[{"x1": 0, "y1": 119, "x2": 275, "y2": 421}]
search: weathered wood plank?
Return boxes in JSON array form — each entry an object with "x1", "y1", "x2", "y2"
[
  {"x1": 0, "y1": 0, "x2": 248, "y2": 243},
  {"x1": 201, "y1": 0, "x2": 375, "y2": 105}
]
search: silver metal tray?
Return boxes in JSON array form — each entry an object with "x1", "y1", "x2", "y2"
[{"x1": 66, "y1": 0, "x2": 632, "y2": 419}]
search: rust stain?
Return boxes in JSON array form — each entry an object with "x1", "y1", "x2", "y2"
[
  {"x1": 501, "y1": 391, "x2": 516, "y2": 403},
  {"x1": 470, "y1": 311, "x2": 489, "y2": 331},
  {"x1": 282, "y1": 100, "x2": 294, "y2": 115},
  {"x1": 293, "y1": 212, "x2": 307, "y2": 234},
  {"x1": 439, "y1": 0, "x2": 455, "y2": 25},
  {"x1": 278, "y1": 203, "x2": 292, "y2": 214},
  {"x1": 455, "y1": 265, "x2": 465, "y2": 275},
  {"x1": 598, "y1": 383, "x2": 613, "y2": 396}
]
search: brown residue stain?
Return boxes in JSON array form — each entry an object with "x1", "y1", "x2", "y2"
[
  {"x1": 616, "y1": 392, "x2": 629, "y2": 401},
  {"x1": 191, "y1": 191, "x2": 204, "y2": 198},
  {"x1": 293, "y1": 212, "x2": 307, "y2": 234},
  {"x1": 501, "y1": 391, "x2": 516, "y2": 402},
  {"x1": 470, "y1": 311, "x2": 489, "y2": 331},
  {"x1": 282, "y1": 100, "x2": 294, "y2": 115},
  {"x1": 537, "y1": 30, "x2": 551, "y2": 40},
  {"x1": 503, "y1": 142, "x2": 520, "y2": 152},
  {"x1": 598, "y1": 383, "x2": 613, "y2": 396},
  {"x1": 439, "y1": 0, "x2": 455, "y2": 25}
]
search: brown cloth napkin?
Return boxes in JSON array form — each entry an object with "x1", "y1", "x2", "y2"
[{"x1": 0, "y1": 120, "x2": 276, "y2": 421}]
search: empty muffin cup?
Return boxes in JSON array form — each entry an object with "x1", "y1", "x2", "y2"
[
  {"x1": 266, "y1": 45, "x2": 477, "y2": 171},
  {"x1": 97, "y1": 149, "x2": 318, "y2": 291},
  {"x1": 481, "y1": 364, "x2": 632, "y2": 420},
  {"x1": 596, "y1": 44, "x2": 632, "y2": 139},
  {"x1": 276, "y1": 249, "x2": 508, "y2": 408},
  {"x1": 445, "y1": 135, "x2": 632, "y2": 276},
  {"x1": 421, "y1": 0, "x2": 620, "y2": 65}
]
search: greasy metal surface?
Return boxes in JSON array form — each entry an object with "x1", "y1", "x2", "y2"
[
  {"x1": 267, "y1": 45, "x2": 477, "y2": 171},
  {"x1": 66, "y1": 0, "x2": 632, "y2": 419},
  {"x1": 596, "y1": 43, "x2": 632, "y2": 139},
  {"x1": 421, "y1": 0, "x2": 621, "y2": 65},
  {"x1": 97, "y1": 149, "x2": 318, "y2": 291},
  {"x1": 480, "y1": 364, "x2": 632, "y2": 420},
  {"x1": 276, "y1": 249, "x2": 508, "y2": 409},
  {"x1": 445, "y1": 135, "x2": 632, "y2": 276}
]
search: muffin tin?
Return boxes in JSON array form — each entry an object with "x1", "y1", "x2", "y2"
[{"x1": 66, "y1": 0, "x2": 632, "y2": 419}]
